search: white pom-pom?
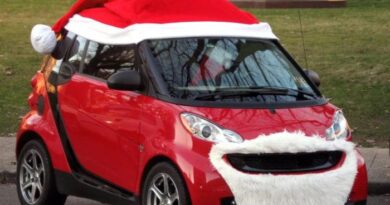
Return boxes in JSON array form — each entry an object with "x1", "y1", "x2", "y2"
[{"x1": 31, "y1": 24, "x2": 57, "y2": 55}]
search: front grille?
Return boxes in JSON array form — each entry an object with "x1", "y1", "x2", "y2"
[{"x1": 227, "y1": 151, "x2": 343, "y2": 174}]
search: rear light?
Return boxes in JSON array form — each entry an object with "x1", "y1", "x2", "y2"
[
  {"x1": 27, "y1": 74, "x2": 45, "y2": 114},
  {"x1": 27, "y1": 94, "x2": 38, "y2": 110},
  {"x1": 31, "y1": 74, "x2": 38, "y2": 88}
]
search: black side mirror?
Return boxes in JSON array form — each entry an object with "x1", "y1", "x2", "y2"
[
  {"x1": 304, "y1": 69, "x2": 321, "y2": 87},
  {"x1": 48, "y1": 62, "x2": 76, "y2": 86},
  {"x1": 107, "y1": 70, "x2": 142, "y2": 91},
  {"x1": 52, "y1": 37, "x2": 76, "y2": 60}
]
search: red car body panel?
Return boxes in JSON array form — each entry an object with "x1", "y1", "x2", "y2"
[
  {"x1": 17, "y1": 73, "x2": 71, "y2": 173},
  {"x1": 57, "y1": 74, "x2": 142, "y2": 190},
  {"x1": 17, "y1": 71, "x2": 368, "y2": 204},
  {"x1": 178, "y1": 104, "x2": 338, "y2": 140},
  {"x1": 349, "y1": 151, "x2": 369, "y2": 202}
]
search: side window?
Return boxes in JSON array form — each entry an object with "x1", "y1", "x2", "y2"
[
  {"x1": 64, "y1": 35, "x2": 136, "y2": 80},
  {"x1": 67, "y1": 34, "x2": 89, "y2": 71},
  {"x1": 82, "y1": 41, "x2": 136, "y2": 80}
]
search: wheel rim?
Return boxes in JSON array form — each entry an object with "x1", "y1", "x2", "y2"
[
  {"x1": 147, "y1": 173, "x2": 180, "y2": 205},
  {"x1": 19, "y1": 149, "x2": 45, "y2": 205}
]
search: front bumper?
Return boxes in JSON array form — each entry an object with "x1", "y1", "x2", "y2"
[{"x1": 177, "y1": 147, "x2": 367, "y2": 205}]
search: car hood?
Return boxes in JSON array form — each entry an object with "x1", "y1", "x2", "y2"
[{"x1": 179, "y1": 103, "x2": 338, "y2": 140}]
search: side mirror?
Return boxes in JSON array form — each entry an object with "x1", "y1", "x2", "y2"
[
  {"x1": 107, "y1": 70, "x2": 142, "y2": 91},
  {"x1": 48, "y1": 62, "x2": 76, "y2": 86},
  {"x1": 304, "y1": 69, "x2": 321, "y2": 87}
]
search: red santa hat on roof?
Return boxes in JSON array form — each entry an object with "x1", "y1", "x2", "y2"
[{"x1": 31, "y1": 0, "x2": 277, "y2": 54}]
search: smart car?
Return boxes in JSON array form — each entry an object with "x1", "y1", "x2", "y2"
[{"x1": 16, "y1": 0, "x2": 367, "y2": 205}]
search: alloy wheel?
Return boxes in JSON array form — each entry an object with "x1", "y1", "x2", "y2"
[
  {"x1": 147, "y1": 173, "x2": 180, "y2": 205},
  {"x1": 19, "y1": 149, "x2": 45, "y2": 205}
]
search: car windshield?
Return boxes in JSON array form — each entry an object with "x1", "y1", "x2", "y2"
[{"x1": 147, "y1": 38, "x2": 318, "y2": 103}]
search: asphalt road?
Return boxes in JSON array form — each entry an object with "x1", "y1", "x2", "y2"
[
  {"x1": 0, "y1": 184, "x2": 102, "y2": 205},
  {"x1": 1, "y1": 184, "x2": 390, "y2": 205}
]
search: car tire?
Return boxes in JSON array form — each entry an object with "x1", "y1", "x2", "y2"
[
  {"x1": 142, "y1": 162, "x2": 190, "y2": 205},
  {"x1": 16, "y1": 139, "x2": 67, "y2": 205}
]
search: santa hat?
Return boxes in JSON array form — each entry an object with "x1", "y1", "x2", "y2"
[
  {"x1": 31, "y1": 0, "x2": 108, "y2": 54},
  {"x1": 31, "y1": 0, "x2": 277, "y2": 54},
  {"x1": 31, "y1": 24, "x2": 57, "y2": 55}
]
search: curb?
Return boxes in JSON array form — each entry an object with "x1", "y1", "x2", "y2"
[
  {"x1": 368, "y1": 182, "x2": 390, "y2": 196},
  {"x1": 0, "y1": 171, "x2": 16, "y2": 184}
]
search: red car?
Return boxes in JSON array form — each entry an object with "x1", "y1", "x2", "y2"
[{"x1": 16, "y1": 0, "x2": 367, "y2": 205}]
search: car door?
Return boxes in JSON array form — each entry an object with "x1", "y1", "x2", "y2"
[{"x1": 57, "y1": 34, "x2": 142, "y2": 191}]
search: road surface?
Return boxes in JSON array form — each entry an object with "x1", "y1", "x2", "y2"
[{"x1": 1, "y1": 184, "x2": 389, "y2": 205}]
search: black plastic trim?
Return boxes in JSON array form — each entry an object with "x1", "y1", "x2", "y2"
[
  {"x1": 221, "y1": 197, "x2": 236, "y2": 205},
  {"x1": 138, "y1": 42, "x2": 170, "y2": 96},
  {"x1": 156, "y1": 94, "x2": 328, "y2": 109},
  {"x1": 54, "y1": 170, "x2": 137, "y2": 205},
  {"x1": 345, "y1": 200, "x2": 367, "y2": 205},
  {"x1": 37, "y1": 95, "x2": 45, "y2": 115},
  {"x1": 273, "y1": 40, "x2": 323, "y2": 97},
  {"x1": 220, "y1": 197, "x2": 365, "y2": 205}
]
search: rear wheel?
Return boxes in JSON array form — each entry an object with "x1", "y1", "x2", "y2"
[
  {"x1": 16, "y1": 140, "x2": 67, "y2": 205},
  {"x1": 142, "y1": 162, "x2": 190, "y2": 205}
]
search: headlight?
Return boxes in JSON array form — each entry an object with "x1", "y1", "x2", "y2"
[
  {"x1": 325, "y1": 110, "x2": 350, "y2": 140},
  {"x1": 180, "y1": 113, "x2": 243, "y2": 143}
]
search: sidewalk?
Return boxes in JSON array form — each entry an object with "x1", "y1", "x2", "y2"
[
  {"x1": 0, "y1": 137, "x2": 16, "y2": 184},
  {"x1": 1, "y1": 137, "x2": 389, "y2": 194},
  {"x1": 359, "y1": 147, "x2": 390, "y2": 195}
]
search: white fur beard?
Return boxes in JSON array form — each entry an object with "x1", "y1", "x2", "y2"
[{"x1": 209, "y1": 131, "x2": 358, "y2": 205}]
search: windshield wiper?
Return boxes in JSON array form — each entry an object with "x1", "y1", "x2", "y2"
[
  {"x1": 192, "y1": 86, "x2": 317, "y2": 101},
  {"x1": 244, "y1": 86, "x2": 317, "y2": 99},
  {"x1": 192, "y1": 87, "x2": 287, "y2": 100}
]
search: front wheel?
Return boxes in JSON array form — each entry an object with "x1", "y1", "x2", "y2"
[
  {"x1": 16, "y1": 140, "x2": 67, "y2": 205},
  {"x1": 142, "y1": 162, "x2": 190, "y2": 205}
]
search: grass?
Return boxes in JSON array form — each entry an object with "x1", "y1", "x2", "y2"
[
  {"x1": 0, "y1": 0, "x2": 389, "y2": 147},
  {"x1": 0, "y1": 0, "x2": 74, "y2": 136},
  {"x1": 249, "y1": 0, "x2": 390, "y2": 147}
]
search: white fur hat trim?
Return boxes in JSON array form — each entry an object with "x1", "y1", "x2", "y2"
[{"x1": 31, "y1": 24, "x2": 57, "y2": 55}]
